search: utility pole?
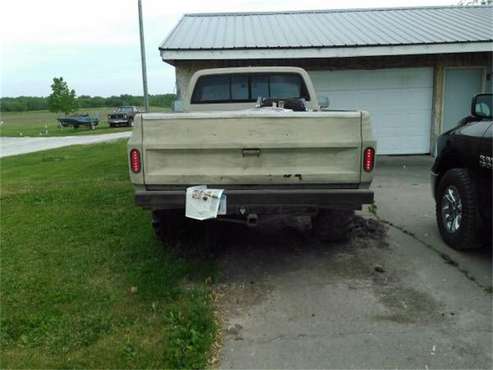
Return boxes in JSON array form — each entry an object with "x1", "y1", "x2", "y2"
[{"x1": 138, "y1": 0, "x2": 149, "y2": 112}]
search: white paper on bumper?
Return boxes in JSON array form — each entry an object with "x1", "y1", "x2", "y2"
[{"x1": 185, "y1": 185, "x2": 226, "y2": 220}]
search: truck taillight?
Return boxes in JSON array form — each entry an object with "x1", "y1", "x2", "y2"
[
  {"x1": 130, "y1": 149, "x2": 141, "y2": 173},
  {"x1": 363, "y1": 147, "x2": 375, "y2": 172}
]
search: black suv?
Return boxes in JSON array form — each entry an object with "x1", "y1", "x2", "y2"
[{"x1": 432, "y1": 94, "x2": 492, "y2": 250}]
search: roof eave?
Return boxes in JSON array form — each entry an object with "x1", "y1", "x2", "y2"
[
  {"x1": 180, "y1": 4, "x2": 492, "y2": 17},
  {"x1": 160, "y1": 42, "x2": 493, "y2": 64}
]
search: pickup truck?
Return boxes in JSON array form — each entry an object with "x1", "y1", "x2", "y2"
[
  {"x1": 108, "y1": 106, "x2": 140, "y2": 127},
  {"x1": 432, "y1": 93, "x2": 492, "y2": 250},
  {"x1": 128, "y1": 67, "x2": 376, "y2": 244}
]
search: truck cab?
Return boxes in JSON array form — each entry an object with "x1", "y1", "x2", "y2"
[{"x1": 182, "y1": 67, "x2": 320, "y2": 112}]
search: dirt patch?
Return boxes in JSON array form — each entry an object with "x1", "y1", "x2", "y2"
[
  {"x1": 350, "y1": 216, "x2": 388, "y2": 247},
  {"x1": 370, "y1": 265, "x2": 445, "y2": 324},
  {"x1": 214, "y1": 280, "x2": 274, "y2": 319},
  {"x1": 373, "y1": 286, "x2": 444, "y2": 324}
]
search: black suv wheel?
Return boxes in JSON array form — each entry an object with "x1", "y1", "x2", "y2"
[{"x1": 436, "y1": 168, "x2": 481, "y2": 250}]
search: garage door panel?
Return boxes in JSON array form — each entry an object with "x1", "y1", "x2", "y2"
[
  {"x1": 379, "y1": 135, "x2": 431, "y2": 152},
  {"x1": 320, "y1": 89, "x2": 431, "y2": 112},
  {"x1": 311, "y1": 68, "x2": 433, "y2": 90},
  {"x1": 309, "y1": 68, "x2": 433, "y2": 154}
]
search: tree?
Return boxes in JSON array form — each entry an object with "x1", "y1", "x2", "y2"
[
  {"x1": 1, "y1": 93, "x2": 176, "y2": 113},
  {"x1": 47, "y1": 77, "x2": 78, "y2": 115}
]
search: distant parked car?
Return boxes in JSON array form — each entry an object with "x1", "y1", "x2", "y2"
[
  {"x1": 108, "y1": 106, "x2": 140, "y2": 127},
  {"x1": 58, "y1": 113, "x2": 99, "y2": 130},
  {"x1": 431, "y1": 93, "x2": 492, "y2": 250}
]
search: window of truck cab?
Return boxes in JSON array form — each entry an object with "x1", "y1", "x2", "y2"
[{"x1": 191, "y1": 73, "x2": 310, "y2": 104}]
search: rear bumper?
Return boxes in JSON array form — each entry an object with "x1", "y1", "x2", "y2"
[{"x1": 135, "y1": 188, "x2": 374, "y2": 211}]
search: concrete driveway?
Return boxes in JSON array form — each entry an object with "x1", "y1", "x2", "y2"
[
  {"x1": 215, "y1": 156, "x2": 492, "y2": 369},
  {"x1": 0, "y1": 132, "x2": 131, "y2": 158}
]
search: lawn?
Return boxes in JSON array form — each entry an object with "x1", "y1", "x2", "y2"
[
  {"x1": 0, "y1": 141, "x2": 217, "y2": 368},
  {"x1": 0, "y1": 107, "x2": 170, "y2": 137}
]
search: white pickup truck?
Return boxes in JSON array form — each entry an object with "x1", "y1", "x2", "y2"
[{"x1": 128, "y1": 67, "x2": 376, "y2": 243}]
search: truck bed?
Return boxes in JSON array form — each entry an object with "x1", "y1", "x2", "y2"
[{"x1": 129, "y1": 110, "x2": 374, "y2": 188}]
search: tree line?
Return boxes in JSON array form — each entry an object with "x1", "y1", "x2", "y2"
[{"x1": 0, "y1": 93, "x2": 176, "y2": 112}]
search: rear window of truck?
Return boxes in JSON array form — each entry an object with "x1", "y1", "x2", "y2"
[{"x1": 191, "y1": 73, "x2": 310, "y2": 104}]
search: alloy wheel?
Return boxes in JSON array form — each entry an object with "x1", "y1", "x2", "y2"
[{"x1": 441, "y1": 185, "x2": 463, "y2": 233}]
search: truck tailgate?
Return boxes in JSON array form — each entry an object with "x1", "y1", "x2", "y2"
[{"x1": 141, "y1": 111, "x2": 363, "y2": 185}]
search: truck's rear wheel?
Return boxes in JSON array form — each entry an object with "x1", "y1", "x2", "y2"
[
  {"x1": 152, "y1": 210, "x2": 183, "y2": 245},
  {"x1": 152, "y1": 211, "x2": 219, "y2": 256},
  {"x1": 312, "y1": 209, "x2": 354, "y2": 242}
]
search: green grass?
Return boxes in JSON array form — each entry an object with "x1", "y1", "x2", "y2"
[
  {"x1": 0, "y1": 141, "x2": 217, "y2": 368},
  {"x1": 0, "y1": 107, "x2": 170, "y2": 137}
]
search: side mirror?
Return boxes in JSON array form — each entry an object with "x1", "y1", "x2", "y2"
[
  {"x1": 471, "y1": 93, "x2": 492, "y2": 119},
  {"x1": 319, "y1": 96, "x2": 330, "y2": 110}
]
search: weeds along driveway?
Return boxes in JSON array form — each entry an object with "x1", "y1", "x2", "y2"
[{"x1": 0, "y1": 131, "x2": 131, "y2": 158}]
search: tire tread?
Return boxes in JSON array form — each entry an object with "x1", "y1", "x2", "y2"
[{"x1": 436, "y1": 168, "x2": 481, "y2": 250}]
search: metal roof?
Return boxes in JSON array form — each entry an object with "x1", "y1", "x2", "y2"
[{"x1": 159, "y1": 6, "x2": 493, "y2": 60}]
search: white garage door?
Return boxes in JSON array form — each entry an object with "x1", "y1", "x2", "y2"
[{"x1": 309, "y1": 68, "x2": 433, "y2": 155}]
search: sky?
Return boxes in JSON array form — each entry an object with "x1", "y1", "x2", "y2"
[{"x1": 0, "y1": 0, "x2": 457, "y2": 97}]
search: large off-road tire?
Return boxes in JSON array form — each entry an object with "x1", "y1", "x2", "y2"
[
  {"x1": 152, "y1": 211, "x2": 219, "y2": 257},
  {"x1": 436, "y1": 168, "x2": 481, "y2": 250},
  {"x1": 312, "y1": 209, "x2": 355, "y2": 242},
  {"x1": 152, "y1": 210, "x2": 184, "y2": 246}
]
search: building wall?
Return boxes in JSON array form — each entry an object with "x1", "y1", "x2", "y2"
[{"x1": 172, "y1": 52, "x2": 492, "y2": 152}]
